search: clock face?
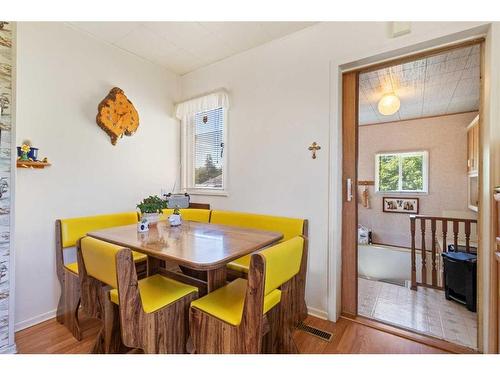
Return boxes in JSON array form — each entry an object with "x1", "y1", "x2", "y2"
[{"x1": 96, "y1": 87, "x2": 139, "y2": 145}]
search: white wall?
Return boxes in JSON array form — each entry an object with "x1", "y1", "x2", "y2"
[
  {"x1": 179, "y1": 22, "x2": 491, "y2": 321},
  {"x1": 14, "y1": 22, "x2": 180, "y2": 329}
]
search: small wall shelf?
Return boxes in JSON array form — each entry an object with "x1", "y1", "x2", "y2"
[
  {"x1": 17, "y1": 160, "x2": 51, "y2": 169},
  {"x1": 358, "y1": 180, "x2": 375, "y2": 186}
]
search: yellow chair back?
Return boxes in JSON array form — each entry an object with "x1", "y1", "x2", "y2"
[
  {"x1": 60, "y1": 212, "x2": 138, "y2": 248},
  {"x1": 80, "y1": 236, "x2": 122, "y2": 288},
  {"x1": 161, "y1": 208, "x2": 210, "y2": 223},
  {"x1": 210, "y1": 210, "x2": 305, "y2": 240},
  {"x1": 259, "y1": 236, "x2": 304, "y2": 295}
]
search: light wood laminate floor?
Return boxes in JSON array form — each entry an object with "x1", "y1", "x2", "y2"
[{"x1": 15, "y1": 313, "x2": 449, "y2": 354}]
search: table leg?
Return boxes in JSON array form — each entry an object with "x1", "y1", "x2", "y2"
[
  {"x1": 206, "y1": 267, "x2": 227, "y2": 292},
  {"x1": 147, "y1": 257, "x2": 162, "y2": 276}
]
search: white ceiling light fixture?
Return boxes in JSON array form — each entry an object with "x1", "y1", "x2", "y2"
[{"x1": 378, "y1": 93, "x2": 401, "y2": 116}]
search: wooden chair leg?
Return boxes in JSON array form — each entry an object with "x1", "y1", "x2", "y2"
[
  {"x1": 262, "y1": 306, "x2": 281, "y2": 354},
  {"x1": 56, "y1": 270, "x2": 82, "y2": 341},
  {"x1": 92, "y1": 299, "x2": 124, "y2": 354},
  {"x1": 142, "y1": 293, "x2": 196, "y2": 354}
]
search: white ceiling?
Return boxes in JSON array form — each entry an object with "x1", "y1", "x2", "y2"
[
  {"x1": 359, "y1": 44, "x2": 480, "y2": 125},
  {"x1": 68, "y1": 22, "x2": 316, "y2": 75}
]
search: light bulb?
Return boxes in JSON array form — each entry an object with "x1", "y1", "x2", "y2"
[{"x1": 378, "y1": 94, "x2": 400, "y2": 116}]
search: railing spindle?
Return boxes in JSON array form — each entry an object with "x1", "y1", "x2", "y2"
[
  {"x1": 465, "y1": 220, "x2": 471, "y2": 253},
  {"x1": 431, "y1": 219, "x2": 437, "y2": 287},
  {"x1": 453, "y1": 220, "x2": 459, "y2": 250},
  {"x1": 441, "y1": 219, "x2": 447, "y2": 253},
  {"x1": 410, "y1": 216, "x2": 417, "y2": 290},
  {"x1": 420, "y1": 218, "x2": 427, "y2": 285}
]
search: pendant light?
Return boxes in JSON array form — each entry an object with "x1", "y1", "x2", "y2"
[{"x1": 378, "y1": 93, "x2": 400, "y2": 116}]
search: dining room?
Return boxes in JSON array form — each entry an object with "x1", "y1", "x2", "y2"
[{"x1": 3, "y1": 2, "x2": 500, "y2": 370}]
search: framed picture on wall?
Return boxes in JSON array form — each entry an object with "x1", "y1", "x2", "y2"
[{"x1": 382, "y1": 197, "x2": 419, "y2": 214}]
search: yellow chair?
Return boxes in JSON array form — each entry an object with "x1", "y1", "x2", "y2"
[
  {"x1": 77, "y1": 236, "x2": 198, "y2": 354},
  {"x1": 55, "y1": 212, "x2": 147, "y2": 340},
  {"x1": 161, "y1": 208, "x2": 211, "y2": 223},
  {"x1": 190, "y1": 236, "x2": 306, "y2": 354},
  {"x1": 209, "y1": 210, "x2": 307, "y2": 274}
]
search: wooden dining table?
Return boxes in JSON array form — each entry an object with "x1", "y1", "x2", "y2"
[{"x1": 87, "y1": 220, "x2": 283, "y2": 293}]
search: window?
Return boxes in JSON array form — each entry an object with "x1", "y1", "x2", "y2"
[
  {"x1": 177, "y1": 90, "x2": 229, "y2": 195},
  {"x1": 375, "y1": 151, "x2": 428, "y2": 193},
  {"x1": 192, "y1": 107, "x2": 225, "y2": 189}
]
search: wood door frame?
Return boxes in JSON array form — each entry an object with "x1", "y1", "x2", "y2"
[{"x1": 340, "y1": 38, "x2": 485, "y2": 349}]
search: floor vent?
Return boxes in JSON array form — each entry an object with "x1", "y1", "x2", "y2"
[{"x1": 296, "y1": 321, "x2": 333, "y2": 342}]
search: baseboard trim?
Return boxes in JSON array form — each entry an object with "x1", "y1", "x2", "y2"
[
  {"x1": 0, "y1": 344, "x2": 17, "y2": 354},
  {"x1": 307, "y1": 306, "x2": 328, "y2": 320},
  {"x1": 15, "y1": 309, "x2": 57, "y2": 332}
]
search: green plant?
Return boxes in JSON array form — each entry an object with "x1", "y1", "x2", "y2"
[
  {"x1": 136, "y1": 195, "x2": 168, "y2": 214},
  {"x1": 173, "y1": 205, "x2": 181, "y2": 215}
]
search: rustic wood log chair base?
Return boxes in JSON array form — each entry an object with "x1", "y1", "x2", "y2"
[{"x1": 115, "y1": 249, "x2": 198, "y2": 354}]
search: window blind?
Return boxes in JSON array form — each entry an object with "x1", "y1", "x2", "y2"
[{"x1": 193, "y1": 107, "x2": 224, "y2": 188}]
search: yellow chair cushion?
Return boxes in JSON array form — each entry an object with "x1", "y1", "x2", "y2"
[
  {"x1": 80, "y1": 237, "x2": 122, "y2": 288},
  {"x1": 60, "y1": 212, "x2": 138, "y2": 248},
  {"x1": 110, "y1": 274, "x2": 198, "y2": 314},
  {"x1": 64, "y1": 250, "x2": 146, "y2": 276},
  {"x1": 64, "y1": 262, "x2": 79, "y2": 274},
  {"x1": 161, "y1": 208, "x2": 210, "y2": 223},
  {"x1": 190, "y1": 278, "x2": 281, "y2": 326},
  {"x1": 260, "y1": 236, "x2": 304, "y2": 295}
]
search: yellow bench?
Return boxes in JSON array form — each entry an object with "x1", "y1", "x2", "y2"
[
  {"x1": 161, "y1": 208, "x2": 211, "y2": 223},
  {"x1": 209, "y1": 210, "x2": 307, "y2": 273}
]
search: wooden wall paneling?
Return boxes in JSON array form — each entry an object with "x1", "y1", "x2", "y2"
[{"x1": 341, "y1": 71, "x2": 359, "y2": 316}]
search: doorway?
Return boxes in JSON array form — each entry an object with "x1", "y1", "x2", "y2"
[{"x1": 341, "y1": 39, "x2": 484, "y2": 351}]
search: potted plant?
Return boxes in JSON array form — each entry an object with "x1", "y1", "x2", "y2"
[
  {"x1": 168, "y1": 205, "x2": 182, "y2": 227},
  {"x1": 136, "y1": 195, "x2": 168, "y2": 226}
]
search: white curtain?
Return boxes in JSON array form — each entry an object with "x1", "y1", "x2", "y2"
[{"x1": 175, "y1": 90, "x2": 230, "y2": 120}]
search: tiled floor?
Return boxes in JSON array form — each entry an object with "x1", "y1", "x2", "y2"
[{"x1": 358, "y1": 277, "x2": 477, "y2": 349}]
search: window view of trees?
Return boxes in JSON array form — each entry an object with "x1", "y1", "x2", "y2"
[
  {"x1": 195, "y1": 154, "x2": 222, "y2": 187},
  {"x1": 378, "y1": 155, "x2": 399, "y2": 191},
  {"x1": 193, "y1": 107, "x2": 224, "y2": 188},
  {"x1": 377, "y1": 152, "x2": 426, "y2": 192}
]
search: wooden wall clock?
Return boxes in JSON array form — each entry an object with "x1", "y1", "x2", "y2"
[{"x1": 96, "y1": 87, "x2": 139, "y2": 145}]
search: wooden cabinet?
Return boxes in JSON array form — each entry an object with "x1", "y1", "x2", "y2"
[{"x1": 467, "y1": 115, "x2": 479, "y2": 173}]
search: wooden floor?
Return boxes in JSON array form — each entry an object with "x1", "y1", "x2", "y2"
[{"x1": 15, "y1": 314, "x2": 450, "y2": 354}]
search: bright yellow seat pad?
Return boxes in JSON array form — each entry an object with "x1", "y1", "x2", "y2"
[
  {"x1": 110, "y1": 274, "x2": 198, "y2": 314},
  {"x1": 64, "y1": 251, "x2": 146, "y2": 275},
  {"x1": 227, "y1": 254, "x2": 252, "y2": 273},
  {"x1": 190, "y1": 278, "x2": 281, "y2": 326}
]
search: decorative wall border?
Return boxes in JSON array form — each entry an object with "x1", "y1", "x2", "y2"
[{"x1": 0, "y1": 21, "x2": 14, "y2": 353}]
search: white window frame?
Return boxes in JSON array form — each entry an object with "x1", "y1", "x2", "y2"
[
  {"x1": 375, "y1": 150, "x2": 429, "y2": 194},
  {"x1": 181, "y1": 107, "x2": 228, "y2": 196}
]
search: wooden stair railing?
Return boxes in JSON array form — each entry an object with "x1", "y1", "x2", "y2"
[{"x1": 410, "y1": 215, "x2": 477, "y2": 290}]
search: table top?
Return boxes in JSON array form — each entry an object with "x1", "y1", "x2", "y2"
[{"x1": 87, "y1": 220, "x2": 283, "y2": 270}]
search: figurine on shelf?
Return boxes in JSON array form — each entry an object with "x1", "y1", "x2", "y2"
[{"x1": 19, "y1": 143, "x2": 31, "y2": 161}]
